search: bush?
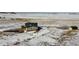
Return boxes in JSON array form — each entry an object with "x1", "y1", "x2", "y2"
[
  {"x1": 70, "y1": 26, "x2": 78, "y2": 30},
  {"x1": 21, "y1": 26, "x2": 26, "y2": 29}
]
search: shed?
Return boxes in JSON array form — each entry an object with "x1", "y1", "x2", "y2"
[{"x1": 24, "y1": 22, "x2": 38, "y2": 31}]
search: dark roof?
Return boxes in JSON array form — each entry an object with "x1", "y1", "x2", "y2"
[{"x1": 25, "y1": 22, "x2": 38, "y2": 27}]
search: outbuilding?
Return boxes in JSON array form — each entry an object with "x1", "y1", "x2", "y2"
[{"x1": 21, "y1": 22, "x2": 38, "y2": 32}]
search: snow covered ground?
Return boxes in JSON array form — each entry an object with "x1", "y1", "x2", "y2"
[
  {"x1": 0, "y1": 14, "x2": 79, "y2": 46},
  {"x1": 0, "y1": 26, "x2": 79, "y2": 46},
  {"x1": 0, "y1": 22, "x2": 25, "y2": 32},
  {"x1": 0, "y1": 12, "x2": 79, "y2": 46}
]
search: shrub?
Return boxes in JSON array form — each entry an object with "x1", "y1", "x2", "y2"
[{"x1": 70, "y1": 26, "x2": 78, "y2": 30}]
